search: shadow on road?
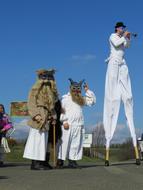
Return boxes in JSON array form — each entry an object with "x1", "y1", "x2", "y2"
[
  {"x1": 59, "y1": 163, "x2": 104, "y2": 169},
  {"x1": 111, "y1": 161, "x2": 137, "y2": 166},
  {"x1": 2, "y1": 160, "x2": 141, "y2": 170},
  {"x1": 0, "y1": 176, "x2": 9, "y2": 180},
  {"x1": 79, "y1": 164, "x2": 104, "y2": 168},
  {"x1": 2, "y1": 162, "x2": 30, "y2": 168}
]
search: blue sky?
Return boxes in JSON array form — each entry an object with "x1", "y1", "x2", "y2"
[{"x1": 0, "y1": 0, "x2": 143, "y2": 137}]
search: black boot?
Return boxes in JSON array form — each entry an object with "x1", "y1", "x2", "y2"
[
  {"x1": 43, "y1": 152, "x2": 53, "y2": 170},
  {"x1": 105, "y1": 160, "x2": 110, "y2": 166},
  {"x1": 68, "y1": 160, "x2": 81, "y2": 169},
  {"x1": 136, "y1": 159, "x2": 141, "y2": 166},
  {"x1": 0, "y1": 161, "x2": 4, "y2": 167},
  {"x1": 31, "y1": 160, "x2": 41, "y2": 170},
  {"x1": 56, "y1": 159, "x2": 64, "y2": 169},
  {"x1": 73, "y1": 161, "x2": 81, "y2": 169}
]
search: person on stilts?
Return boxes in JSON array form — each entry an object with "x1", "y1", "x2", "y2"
[{"x1": 103, "y1": 22, "x2": 140, "y2": 166}]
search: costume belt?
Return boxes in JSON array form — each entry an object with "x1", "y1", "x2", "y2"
[
  {"x1": 105, "y1": 55, "x2": 125, "y2": 65},
  {"x1": 37, "y1": 105, "x2": 49, "y2": 111}
]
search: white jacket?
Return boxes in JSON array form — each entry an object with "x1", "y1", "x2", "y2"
[
  {"x1": 105, "y1": 33, "x2": 130, "y2": 63},
  {"x1": 60, "y1": 90, "x2": 96, "y2": 126}
]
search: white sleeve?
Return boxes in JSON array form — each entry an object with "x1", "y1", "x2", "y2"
[
  {"x1": 84, "y1": 89, "x2": 96, "y2": 106},
  {"x1": 123, "y1": 37, "x2": 130, "y2": 48},
  {"x1": 110, "y1": 34, "x2": 126, "y2": 47},
  {"x1": 60, "y1": 98, "x2": 68, "y2": 124}
]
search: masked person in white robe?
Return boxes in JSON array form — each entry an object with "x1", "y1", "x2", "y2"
[
  {"x1": 103, "y1": 22, "x2": 140, "y2": 166},
  {"x1": 23, "y1": 69, "x2": 60, "y2": 170},
  {"x1": 57, "y1": 79, "x2": 96, "y2": 168}
]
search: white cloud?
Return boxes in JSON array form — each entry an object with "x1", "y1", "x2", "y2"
[
  {"x1": 10, "y1": 117, "x2": 143, "y2": 143},
  {"x1": 85, "y1": 122, "x2": 143, "y2": 144},
  {"x1": 112, "y1": 124, "x2": 142, "y2": 143},
  {"x1": 71, "y1": 53, "x2": 96, "y2": 63},
  {"x1": 14, "y1": 119, "x2": 30, "y2": 132},
  {"x1": 11, "y1": 119, "x2": 30, "y2": 139}
]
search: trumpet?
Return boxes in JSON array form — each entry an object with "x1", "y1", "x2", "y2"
[
  {"x1": 130, "y1": 32, "x2": 138, "y2": 38},
  {"x1": 123, "y1": 31, "x2": 138, "y2": 38}
]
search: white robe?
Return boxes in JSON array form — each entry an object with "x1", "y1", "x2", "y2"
[
  {"x1": 23, "y1": 128, "x2": 48, "y2": 161},
  {"x1": 58, "y1": 89, "x2": 96, "y2": 160},
  {"x1": 103, "y1": 33, "x2": 137, "y2": 149}
]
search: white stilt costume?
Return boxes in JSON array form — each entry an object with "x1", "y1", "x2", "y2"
[
  {"x1": 58, "y1": 89, "x2": 96, "y2": 161},
  {"x1": 103, "y1": 30, "x2": 140, "y2": 164}
]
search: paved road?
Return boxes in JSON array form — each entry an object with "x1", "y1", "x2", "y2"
[{"x1": 0, "y1": 161, "x2": 143, "y2": 190}]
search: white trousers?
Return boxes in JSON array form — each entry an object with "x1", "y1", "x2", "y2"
[
  {"x1": 23, "y1": 128, "x2": 48, "y2": 161},
  {"x1": 58, "y1": 125, "x2": 83, "y2": 161},
  {"x1": 103, "y1": 58, "x2": 137, "y2": 149}
]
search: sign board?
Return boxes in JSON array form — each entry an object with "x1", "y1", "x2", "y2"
[
  {"x1": 10, "y1": 102, "x2": 29, "y2": 117},
  {"x1": 138, "y1": 140, "x2": 143, "y2": 152},
  {"x1": 83, "y1": 133, "x2": 92, "y2": 148}
]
